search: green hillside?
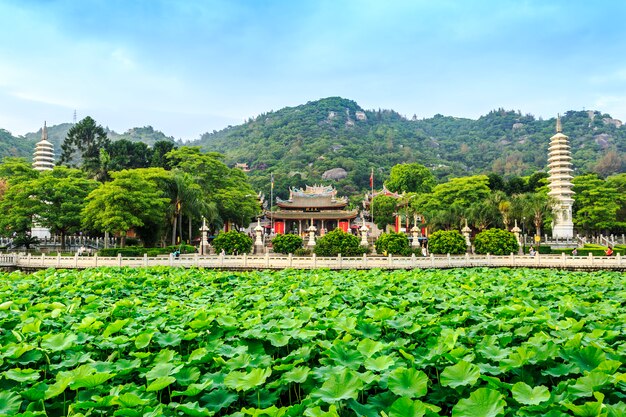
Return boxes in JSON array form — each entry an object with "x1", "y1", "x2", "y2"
[
  {"x1": 192, "y1": 97, "x2": 626, "y2": 199},
  {"x1": 2, "y1": 97, "x2": 624, "y2": 201}
]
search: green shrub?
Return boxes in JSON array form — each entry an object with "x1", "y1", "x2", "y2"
[
  {"x1": 212, "y1": 231, "x2": 253, "y2": 255},
  {"x1": 314, "y1": 229, "x2": 367, "y2": 257},
  {"x1": 294, "y1": 248, "x2": 311, "y2": 256},
  {"x1": 474, "y1": 228, "x2": 519, "y2": 255},
  {"x1": 427, "y1": 230, "x2": 467, "y2": 255},
  {"x1": 272, "y1": 234, "x2": 304, "y2": 254},
  {"x1": 375, "y1": 232, "x2": 411, "y2": 256},
  {"x1": 98, "y1": 244, "x2": 196, "y2": 257}
]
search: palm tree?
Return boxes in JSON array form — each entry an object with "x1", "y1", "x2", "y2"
[{"x1": 521, "y1": 193, "x2": 552, "y2": 238}]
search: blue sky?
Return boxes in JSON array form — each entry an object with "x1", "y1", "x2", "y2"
[{"x1": 1, "y1": 0, "x2": 626, "y2": 140}]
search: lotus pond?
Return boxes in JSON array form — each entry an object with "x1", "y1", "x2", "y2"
[{"x1": 1, "y1": 267, "x2": 626, "y2": 417}]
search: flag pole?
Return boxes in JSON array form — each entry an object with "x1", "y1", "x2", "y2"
[{"x1": 270, "y1": 173, "x2": 274, "y2": 234}]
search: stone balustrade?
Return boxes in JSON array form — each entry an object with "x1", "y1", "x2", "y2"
[{"x1": 1, "y1": 252, "x2": 623, "y2": 271}]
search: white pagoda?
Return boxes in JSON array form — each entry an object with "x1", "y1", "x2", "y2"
[
  {"x1": 31, "y1": 122, "x2": 55, "y2": 239},
  {"x1": 547, "y1": 116, "x2": 574, "y2": 239},
  {"x1": 33, "y1": 121, "x2": 55, "y2": 171}
]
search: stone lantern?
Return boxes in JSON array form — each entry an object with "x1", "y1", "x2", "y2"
[
  {"x1": 254, "y1": 218, "x2": 264, "y2": 251},
  {"x1": 461, "y1": 219, "x2": 472, "y2": 249},
  {"x1": 307, "y1": 219, "x2": 317, "y2": 247},
  {"x1": 199, "y1": 217, "x2": 210, "y2": 255},
  {"x1": 360, "y1": 224, "x2": 369, "y2": 247},
  {"x1": 511, "y1": 219, "x2": 522, "y2": 248},
  {"x1": 411, "y1": 225, "x2": 420, "y2": 247}
]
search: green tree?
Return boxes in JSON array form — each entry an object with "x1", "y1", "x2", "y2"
[
  {"x1": 272, "y1": 234, "x2": 304, "y2": 254},
  {"x1": 372, "y1": 194, "x2": 398, "y2": 231},
  {"x1": 385, "y1": 163, "x2": 435, "y2": 194},
  {"x1": 29, "y1": 167, "x2": 98, "y2": 250},
  {"x1": 82, "y1": 169, "x2": 170, "y2": 247},
  {"x1": 313, "y1": 229, "x2": 367, "y2": 256},
  {"x1": 423, "y1": 175, "x2": 491, "y2": 213},
  {"x1": 521, "y1": 192, "x2": 551, "y2": 238},
  {"x1": 212, "y1": 231, "x2": 253, "y2": 255},
  {"x1": 59, "y1": 116, "x2": 110, "y2": 176},
  {"x1": 572, "y1": 174, "x2": 624, "y2": 233},
  {"x1": 151, "y1": 141, "x2": 176, "y2": 169},
  {"x1": 473, "y1": 228, "x2": 519, "y2": 255},
  {"x1": 427, "y1": 230, "x2": 467, "y2": 255},
  {"x1": 107, "y1": 139, "x2": 151, "y2": 171},
  {"x1": 0, "y1": 160, "x2": 39, "y2": 235}
]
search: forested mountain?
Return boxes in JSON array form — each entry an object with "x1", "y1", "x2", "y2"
[
  {"x1": 2, "y1": 97, "x2": 624, "y2": 200},
  {"x1": 0, "y1": 125, "x2": 177, "y2": 163},
  {"x1": 191, "y1": 97, "x2": 625, "y2": 199}
]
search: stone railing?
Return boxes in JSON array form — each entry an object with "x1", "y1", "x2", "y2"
[{"x1": 3, "y1": 252, "x2": 624, "y2": 271}]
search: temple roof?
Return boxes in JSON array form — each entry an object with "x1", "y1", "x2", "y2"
[{"x1": 276, "y1": 184, "x2": 348, "y2": 209}]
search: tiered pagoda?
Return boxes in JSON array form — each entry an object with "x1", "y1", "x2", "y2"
[
  {"x1": 547, "y1": 116, "x2": 574, "y2": 239},
  {"x1": 33, "y1": 121, "x2": 55, "y2": 171},
  {"x1": 269, "y1": 185, "x2": 358, "y2": 235}
]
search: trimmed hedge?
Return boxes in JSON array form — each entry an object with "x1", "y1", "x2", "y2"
[
  {"x1": 375, "y1": 232, "x2": 411, "y2": 256},
  {"x1": 212, "y1": 231, "x2": 253, "y2": 255},
  {"x1": 272, "y1": 234, "x2": 304, "y2": 254},
  {"x1": 474, "y1": 228, "x2": 519, "y2": 255},
  {"x1": 98, "y1": 245, "x2": 196, "y2": 257},
  {"x1": 428, "y1": 230, "x2": 467, "y2": 255},
  {"x1": 314, "y1": 229, "x2": 367, "y2": 257}
]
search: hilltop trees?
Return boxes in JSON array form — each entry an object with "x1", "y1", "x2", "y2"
[
  {"x1": 59, "y1": 116, "x2": 110, "y2": 176},
  {"x1": 385, "y1": 163, "x2": 435, "y2": 194}
]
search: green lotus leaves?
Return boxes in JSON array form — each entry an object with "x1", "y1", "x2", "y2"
[
  {"x1": 510, "y1": 382, "x2": 550, "y2": 405},
  {"x1": 441, "y1": 360, "x2": 481, "y2": 388},
  {"x1": 452, "y1": 388, "x2": 506, "y2": 417},
  {"x1": 388, "y1": 397, "x2": 427, "y2": 417},
  {"x1": 387, "y1": 367, "x2": 429, "y2": 398},
  {"x1": 2, "y1": 267, "x2": 626, "y2": 415},
  {"x1": 312, "y1": 369, "x2": 364, "y2": 403},
  {"x1": 146, "y1": 376, "x2": 176, "y2": 392},
  {"x1": 0, "y1": 391, "x2": 22, "y2": 415},
  {"x1": 40, "y1": 332, "x2": 77, "y2": 352},
  {"x1": 3, "y1": 367, "x2": 40, "y2": 383}
]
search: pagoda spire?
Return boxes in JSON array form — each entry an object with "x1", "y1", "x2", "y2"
[
  {"x1": 556, "y1": 114, "x2": 562, "y2": 133},
  {"x1": 42, "y1": 121, "x2": 48, "y2": 140}
]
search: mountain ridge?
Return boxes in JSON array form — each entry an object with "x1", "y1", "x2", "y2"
[{"x1": 1, "y1": 97, "x2": 624, "y2": 199}]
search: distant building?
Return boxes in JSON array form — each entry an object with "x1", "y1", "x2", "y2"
[
  {"x1": 235, "y1": 162, "x2": 250, "y2": 172},
  {"x1": 33, "y1": 121, "x2": 55, "y2": 171},
  {"x1": 548, "y1": 116, "x2": 574, "y2": 239},
  {"x1": 268, "y1": 185, "x2": 358, "y2": 235}
]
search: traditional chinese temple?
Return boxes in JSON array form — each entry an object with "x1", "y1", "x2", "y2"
[{"x1": 269, "y1": 185, "x2": 358, "y2": 235}]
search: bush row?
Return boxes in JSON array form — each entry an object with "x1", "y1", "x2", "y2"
[{"x1": 98, "y1": 245, "x2": 196, "y2": 257}]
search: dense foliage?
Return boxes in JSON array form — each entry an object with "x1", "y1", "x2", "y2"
[
  {"x1": 212, "y1": 230, "x2": 253, "y2": 255},
  {"x1": 1, "y1": 267, "x2": 626, "y2": 416},
  {"x1": 473, "y1": 228, "x2": 520, "y2": 255},
  {"x1": 427, "y1": 230, "x2": 468, "y2": 254},
  {"x1": 313, "y1": 229, "x2": 367, "y2": 256},
  {"x1": 374, "y1": 232, "x2": 411, "y2": 256},
  {"x1": 191, "y1": 98, "x2": 625, "y2": 199},
  {"x1": 271, "y1": 233, "x2": 304, "y2": 254}
]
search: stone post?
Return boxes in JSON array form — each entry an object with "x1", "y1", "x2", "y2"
[
  {"x1": 254, "y1": 219, "x2": 264, "y2": 254},
  {"x1": 307, "y1": 219, "x2": 317, "y2": 247},
  {"x1": 199, "y1": 217, "x2": 210, "y2": 255}
]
